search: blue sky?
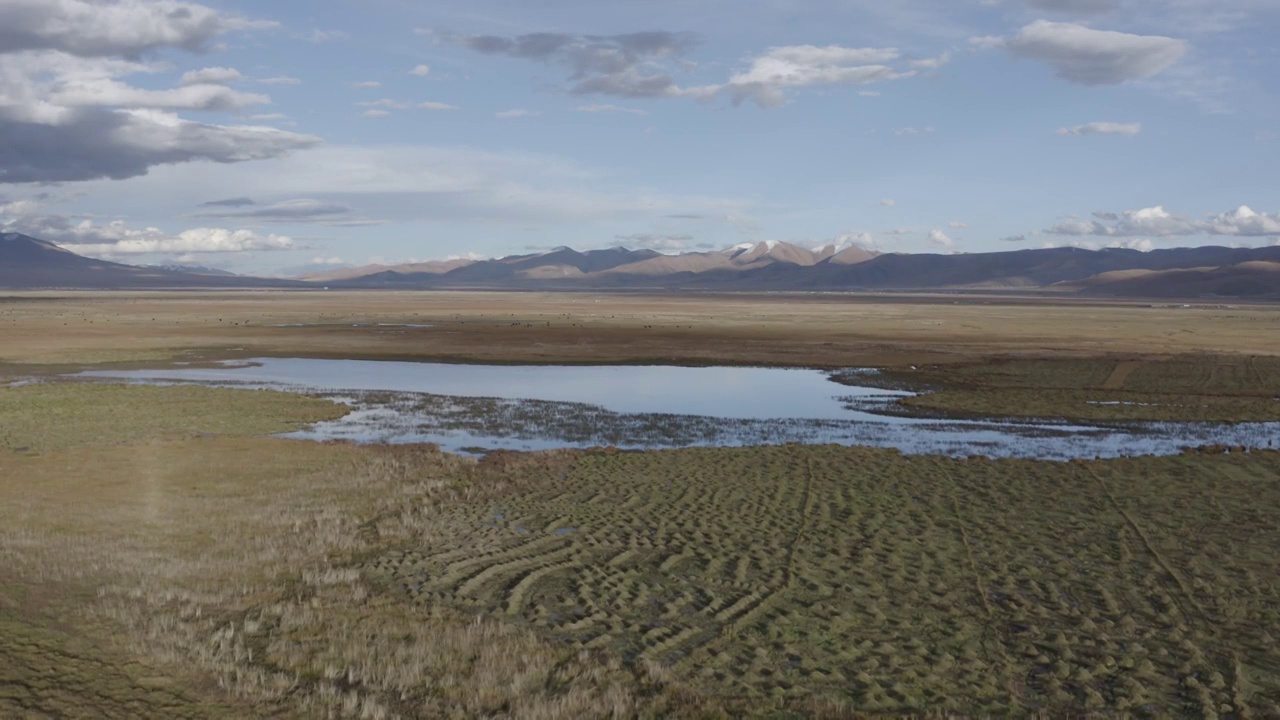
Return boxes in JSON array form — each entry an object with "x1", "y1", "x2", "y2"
[{"x1": 1, "y1": 0, "x2": 1278, "y2": 274}]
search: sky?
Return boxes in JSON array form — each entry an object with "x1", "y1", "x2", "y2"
[{"x1": 1, "y1": 0, "x2": 1278, "y2": 275}]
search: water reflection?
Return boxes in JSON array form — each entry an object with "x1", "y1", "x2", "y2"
[{"x1": 75, "y1": 358, "x2": 1279, "y2": 460}]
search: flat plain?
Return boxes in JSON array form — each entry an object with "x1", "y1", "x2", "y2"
[{"x1": 3, "y1": 290, "x2": 1280, "y2": 718}]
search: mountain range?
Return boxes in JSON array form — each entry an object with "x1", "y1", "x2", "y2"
[
  {"x1": 0, "y1": 233, "x2": 304, "y2": 289},
  {"x1": 3, "y1": 232, "x2": 1279, "y2": 298}
]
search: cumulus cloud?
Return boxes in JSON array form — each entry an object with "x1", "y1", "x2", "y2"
[
  {"x1": 927, "y1": 229, "x2": 954, "y2": 247},
  {"x1": 1007, "y1": 21, "x2": 1187, "y2": 85},
  {"x1": 0, "y1": 205, "x2": 294, "y2": 255},
  {"x1": 439, "y1": 29, "x2": 931, "y2": 108},
  {"x1": 0, "y1": 1, "x2": 315, "y2": 184},
  {"x1": 614, "y1": 233, "x2": 693, "y2": 252},
  {"x1": 53, "y1": 79, "x2": 269, "y2": 112},
  {"x1": 75, "y1": 227, "x2": 295, "y2": 256},
  {"x1": 1204, "y1": 205, "x2": 1280, "y2": 237},
  {"x1": 1048, "y1": 205, "x2": 1280, "y2": 237},
  {"x1": 831, "y1": 231, "x2": 880, "y2": 251},
  {"x1": 1056, "y1": 121, "x2": 1142, "y2": 136},
  {"x1": 0, "y1": 0, "x2": 243, "y2": 57},
  {"x1": 410, "y1": 64, "x2": 431, "y2": 77},
  {"x1": 880, "y1": 199, "x2": 896, "y2": 207},
  {"x1": 180, "y1": 66, "x2": 242, "y2": 86},
  {"x1": 434, "y1": 29, "x2": 711, "y2": 100},
  {"x1": 1, "y1": 108, "x2": 319, "y2": 183},
  {"x1": 418, "y1": 101, "x2": 458, "y2": 111},
  {"x1": 1047, "y1": 238, "x2": 1155, "y2": 251},
  {"x1": 725, "y1": 45, "x2": 919, "y2": 107}
]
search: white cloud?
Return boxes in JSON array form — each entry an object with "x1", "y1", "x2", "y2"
[
  {"x1": 359, "y1": 99, "x2": 409, "y2": 110},
  {"x1": 1007, "y1": 21, "x2": 1187, "y2": 85},
  {"x1": 410, "y1": 64, "x2": 431, "y2": 77},
  {"x1": 880, "y1": 198, "x2": 896, "y2": 207},
  {"x1": 362, "y1": 109, "x2": 390, "y2": 118},
  {"x1": 1, "y1": 203, "x2": 295, "y2": 256},
  {"x1": 444, "y1": 30, "x2": 933, "y2": 109},
  {"x1": 310, "y1": 256, "x2": 347, "y2": 265},
  {"x1": 928, "y1": 229, "x2": 954, "y2": 247},
  {"x1": 908, "y1": 52, "x2": 952, "y2": 71},
  {"x1": 72, "y1": 227, "x2": 294, "y2": 256},
  {"x1": 180, "y1": 66, "x2": 242, "y2": 86},
  {"x1": 0, "y1": 0, "x2": 262, "y2": 57},
  {"x1": 726, "y1": 45, "x2": 916, "y2": 108},
  {"x1": 495, "y1": 109, "x2": 538, "y2": 119},
  {"x1": 52, "y1": 79, "x2": 269, "y2": 112},
  {"x1": 1048, "y1": 205, "x2": 1280, "y2": 237},
  {"x1": 258, "y1": 76, "x2": 301, "y2": 86},
  {"x1": 1204, "y1": 206, "x2": 1280, "y2": 237},
  {"x1": 614, "y1": 233, "x2": 693, "y2": 252},
  {"x1": 1048, "y1": 238, "x2": 1155, "y2": 251},
  {"x1": 832, "y1": 231, "x2": 880, "y2": 250},
  {"x1": 352, "y1": 80, "x2": 381, "y2": 89},
  {"x1": 576, "y1": 104, "x2": 648, "y2": 115},
  {"x1": 949, "y1": 221, "x2": 968, "y2": 229},
  {"x1": 1056, "y1": 121, "x2": 1142, "y2": 136},
  {"x1": 418, "y1": 101, "x2": 458, "y2": 111}
]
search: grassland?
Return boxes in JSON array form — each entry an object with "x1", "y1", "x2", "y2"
[
  {"x1": 875, "y1": 356, "x2": 1280, "y2": 423},
  {"x1": 3, "y1": 382, "x2": 1280, "y2": 717},
  {"x1": 4, "y1": 291, "x2": 1280, "y2": 718},
  {"x1": 2, "y1": 290, "x2": 1279, "y2": 370}
]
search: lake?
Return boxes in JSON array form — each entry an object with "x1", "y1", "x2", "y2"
[{"x1": 76, "y1": 358, "x2": 1279, "y2": 460}]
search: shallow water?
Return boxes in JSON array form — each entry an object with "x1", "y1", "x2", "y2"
[{"x1": 75, "y1": 358, "x2": 1279, "y2": 460}]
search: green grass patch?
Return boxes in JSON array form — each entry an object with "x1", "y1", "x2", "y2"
[
  {"x1": 0, "y1": 383, "x2": 347, "y2": 452},
  {"x1": 876, "y1": 355, "x2": 1280, "y2": 423}
]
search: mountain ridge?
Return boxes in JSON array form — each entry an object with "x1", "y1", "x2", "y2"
[{"x1": 3, "y1": 232, "x2": 1278, "y2": 298}]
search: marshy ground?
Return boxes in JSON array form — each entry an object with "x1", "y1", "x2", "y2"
[{"x1": 3, "y1": 291, "x2": 1280, "y2": 718}]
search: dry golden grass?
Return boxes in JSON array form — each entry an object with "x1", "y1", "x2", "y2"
[
  {"x1": 5, "y1": 380, "x2": 1280, "y2": 717},
  {"x1": 2, "y1": 290, "x2": 1278, "y2": 369}
]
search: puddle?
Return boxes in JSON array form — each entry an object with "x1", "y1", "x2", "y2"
[{"x1": 73, "y1": 358, "x2": 1280, "y2": 460}]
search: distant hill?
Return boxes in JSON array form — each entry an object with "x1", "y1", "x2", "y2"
[
  {"x1": 301, "y1": 258, "x2": 478, "y2": 282},
  {"x1": 322, "y1": 241, "x2": 1280, "y2": 299},
  {"x1": 5, "y1": 232, "x2": 1279, "y2": 298},
  {"x1": 144, "y1": 263, "x2": 239, "y2": 277},
  {"x1": 0, "y1": 233, "x2": 301, "y2": 289},
  {"x1": 1055, "y1": 260, "x2": 1280, "y2": 298}
]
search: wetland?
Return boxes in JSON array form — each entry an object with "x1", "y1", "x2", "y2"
[{"x1": 77, "y1": 357, "x2": 1280, "y2": 458}]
